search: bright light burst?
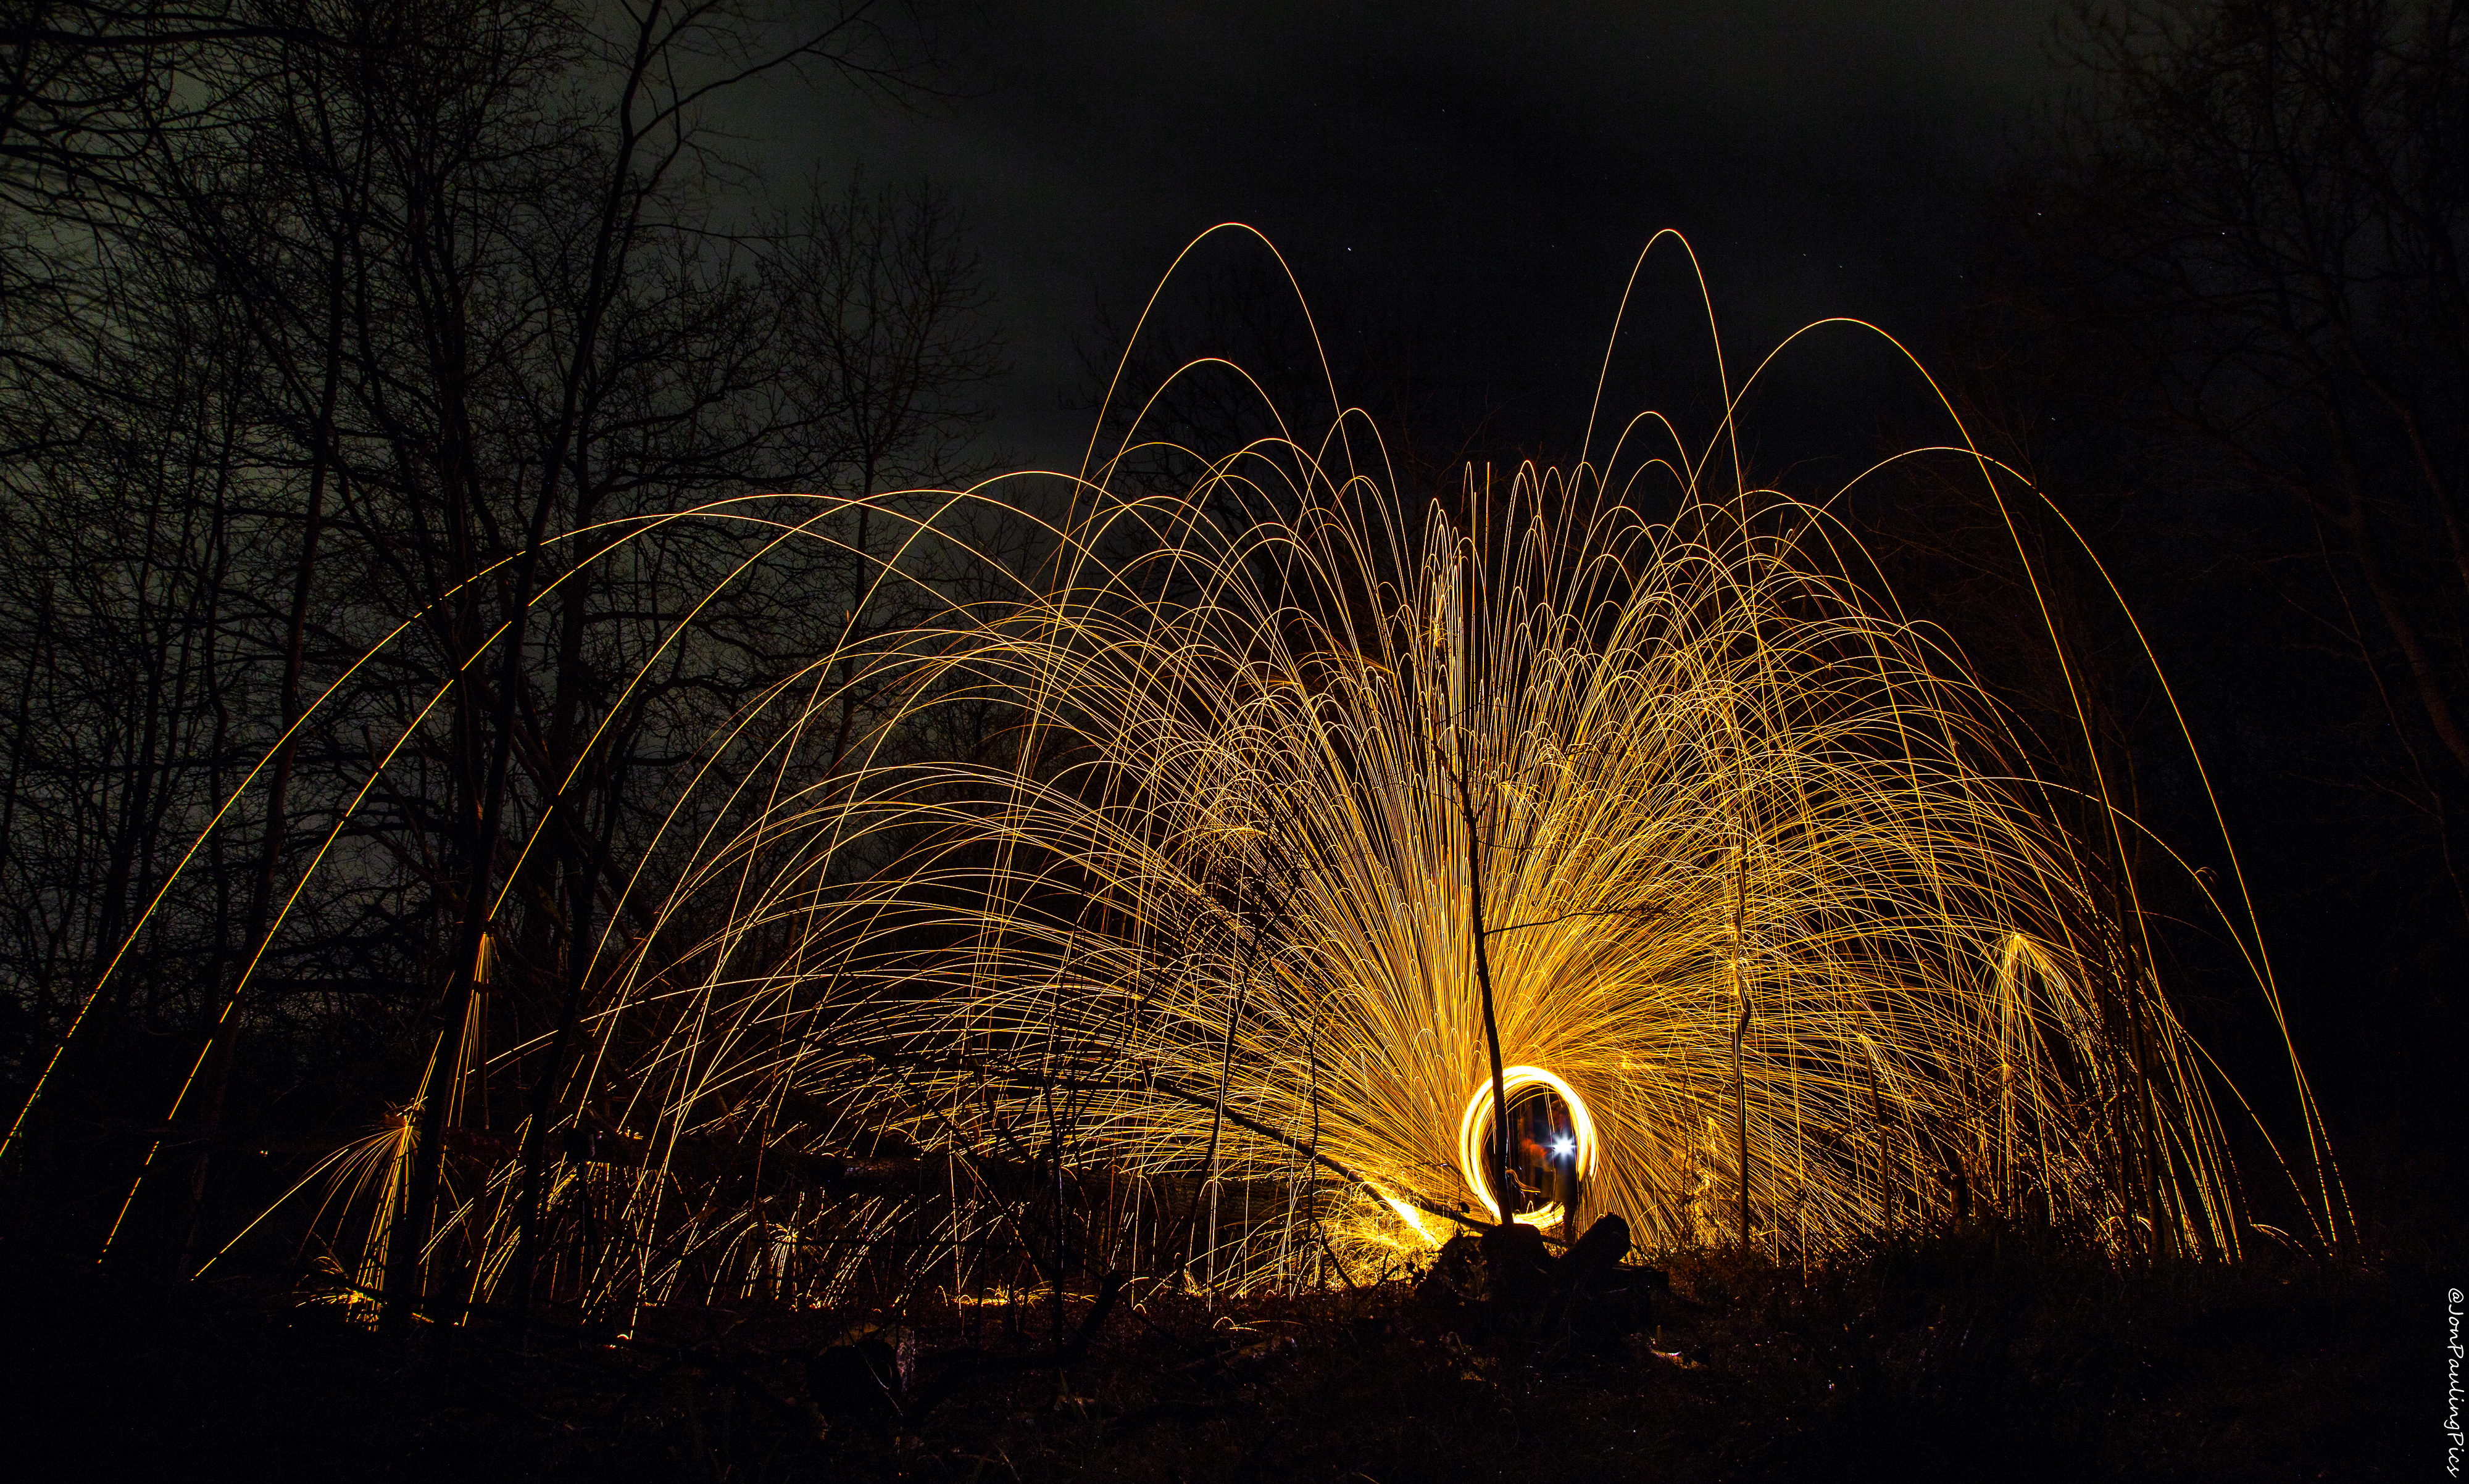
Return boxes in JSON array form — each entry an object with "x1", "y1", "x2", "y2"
[
  {"x1": 744, "y1": 448, "x2": 2255, "y2": 1282},
  {"x1": 35, "y1": 231, "x2": 2342, "y2": 1316}
]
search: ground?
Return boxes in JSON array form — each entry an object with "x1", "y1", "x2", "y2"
[{"x1": 0, "y1": 1234, "x2": 2421, "y2": 1482}]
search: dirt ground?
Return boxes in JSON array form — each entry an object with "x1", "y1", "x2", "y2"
[{"x1": 0, "y1": 1233, "x2": 2422, "y2": 1482}]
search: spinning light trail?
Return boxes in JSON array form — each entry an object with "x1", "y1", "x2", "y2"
[{"x1": 28, "y1": 231, "x2": 2341, "y2": 1319}]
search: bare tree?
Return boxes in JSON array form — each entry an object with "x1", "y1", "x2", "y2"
[
  {"x1": 0, "y1": 0, "x2": 1009, "y2": 1311},
  {"x1": 2034, "y1": 0, "x2": 2469, "y2": 786}
]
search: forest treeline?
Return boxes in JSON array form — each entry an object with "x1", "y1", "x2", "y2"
[
  {"x1": 0, "y1": 0, "x2": 1015, "y2": 1261},
  {"x1": 1959, "y1": 0, "x2": 2469, "y2": 1146}
]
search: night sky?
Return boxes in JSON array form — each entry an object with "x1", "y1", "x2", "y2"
[{"x1": 739, "y1": 1, "x2": 2062, "y2": 474}]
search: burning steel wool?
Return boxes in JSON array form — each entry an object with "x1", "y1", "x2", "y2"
[
  {"x1": 21, "y1": 234, "x2": 2341, "y2": 1324},
  {"x1": 722, "y1": 457, "x2": 2267, "y2": 1285}
]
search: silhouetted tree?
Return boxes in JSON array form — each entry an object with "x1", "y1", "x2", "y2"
[
  {"x1": 0, "y1": 0, "x2": 1008, "y2": 1309},
  {"x1": 2029, "y1": 0, "x2": 2469, "y2": 821}
]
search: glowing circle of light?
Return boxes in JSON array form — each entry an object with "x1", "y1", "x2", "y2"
[{"x1": 1457, "y1": 1065, "x2": 1597, "y2": 1228}]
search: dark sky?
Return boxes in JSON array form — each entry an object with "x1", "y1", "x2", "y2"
[{"x1": 741, "y1": 1, "x2": 2067, "y2": 476}]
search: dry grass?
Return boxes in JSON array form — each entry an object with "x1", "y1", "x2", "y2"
[{"x1": 2, "y1": 1228, "x2": 2417, "y2": 1482}]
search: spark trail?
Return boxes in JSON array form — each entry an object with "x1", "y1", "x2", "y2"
[{"x1": 28, "y1": 232, "x2": 2338, "y2": 1318}]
